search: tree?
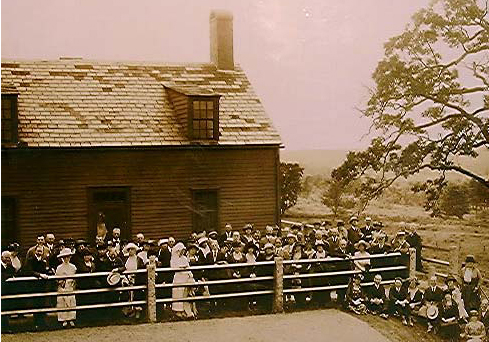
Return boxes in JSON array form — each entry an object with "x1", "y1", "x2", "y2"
[
  {"x1": 466, "y1": 178, "x2": 489, "y2": 209},
  {"x1": 280, "y1": 162, "x2": 304, "y2": 215},
  {"x1": 439, "y1": 183, "x2": 471, "y2": 218},
  {"x1": 321, "y1": 179, "x2": 356, "y2": 217},
  {"x1": 333, "y1": 0, "x2": 489, "y2": 215}
]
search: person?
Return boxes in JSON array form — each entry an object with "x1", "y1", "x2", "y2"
[
  {"x1": 461, "y1": 255, "x2": 482, "y2": 311},
  {"x1": 366, "y1": 274, "x2": 388, "y2": 318},
  {"x1": 219, "y1": 223, "x2": 234, "y2": 245},
  {"x1": 405, "y1": 277, "x2": 423, "y2": 326},
  {"x1": 388, "y1": 277, "x2": 410, "y2": 325},
  {"x1": 26, "y1": 235, "x2": 50, "y2": 260},
  {"x1": 170, "y1": 242, "x2": 197, "y2": 319},
  {"x1": 353, "y1": 240, "x2": 370, "y2": 276},
  {"x1": 114, "y1": 243, "x2": 145, "y2": 319},
  {"x1": 7, "y1": 243, "x2": 22, "y2": 273},
  {"x1": 405, "y1": 223, "x2": 423, "y2": 271},
  {"x1": 226, "y1": 241, "x2": 247, "y2": 310},
  {"x1": 111, "y1": 228, "x2": 122, "y2": 253},
  {"x1": 438, "y1": 293, "x2": 460, "y2": 341},
  {"x1": 71, "y1": 239, "x2": 88, "y2": 270},
  {"x1": 445, "y1": 274, "x2": 469, "y2": 322},
  {"x1": 481, "y1": 299, "x2": 489, "y2": 334},
  {"x1": 242, "y1": 224, "x2": 254, "y2": 245},
  {"x1": 361, "y1": 217, "x2": 374, "y2": 243},
  {"x1": 346, "y1": 274, "x2": 367, "y2": 315},
  {"x1": 197, "y1": 237, "x2": 210, "y2": 259},
  {"x1": 462, "y1": 310, "x2": 486, "y2": 341},
  {"x1": 45, "y1": 233, "x2": 56, "y2": 253},
  {"x1": 1, "y1": 251, "x2": 15, "y2": 332},
  {"x1": 135, "y1": 233, "x2": 145, "y2": 249},
  {"x1": 331, "y1": 239, "x2": 352, "y2": 308},
  {"x1": 347, "y1": 216, "x2": 362, "y2": 246},
  {"x1": 325, "y1": 228, "x2": 341, "y2": 255},
  {"x1": 76, "y1": 249, "x2": 99, "y2": 323},
  {"x1": 422, "y1": 276, "x2": 444, "y2": 333},
  {"x1": 23, "y1": 245, "x2": 50, "y2": 330},
  {"x1": 55, "y1": 248, "x2": 77, "y2": 328}
]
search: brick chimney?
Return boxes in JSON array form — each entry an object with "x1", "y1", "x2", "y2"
[{"x1": 210, "y1": 10, "x2": 234, "y2": 70}]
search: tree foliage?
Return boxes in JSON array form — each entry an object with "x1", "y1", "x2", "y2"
[
  {"x1": 321, "y1": 179, "x2": 356, "y2": 217},
  {"x1": 332, "y1": 0, "x2": 489, "y2": 215},
  {"x1": 280, "y1": 162, "x2": 304, "y2": 215},
  {"x1": 439, "y1": 183, "x2": 471, "y2": 218}
]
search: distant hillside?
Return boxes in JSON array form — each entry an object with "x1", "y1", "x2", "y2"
[{"x1": 281, "y1": 149, "x2": 489, "y2": 182}]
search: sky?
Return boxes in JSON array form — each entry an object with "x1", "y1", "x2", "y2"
[{"x1": 1, "y1": 0, "x2": 432, "y2": 150}]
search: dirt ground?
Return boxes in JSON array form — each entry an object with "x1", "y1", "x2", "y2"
[{"x1": 1, "y1": 310, "x2": 393, "y2": 342}]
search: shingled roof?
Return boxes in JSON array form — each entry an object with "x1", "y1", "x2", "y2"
[{"x1": 1, "y1": 59, "x2": 281, "y2": 147}]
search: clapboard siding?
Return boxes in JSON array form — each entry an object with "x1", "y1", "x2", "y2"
[{"x1": 2, "y1": 147, "x2": 279, "y2": 246}]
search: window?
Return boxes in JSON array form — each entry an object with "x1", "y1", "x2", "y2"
[
  {"x1": 88, "y1": 187, "x2": 131, "y2": 241},
  {"x1": 192, "y1": 189, "x2": 219, "y2": 232},
  {"x1": 2, "y1": 197, "x2": 17, "y2": 248},
  {"x1": 191, "y1": 98, "x2": 218, "y2": 140},
  {"x1": 1, "y1": 95, "x2": 18, "y2": 144}
]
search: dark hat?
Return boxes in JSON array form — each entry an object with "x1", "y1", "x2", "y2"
[
  {"x1": 445, "y1": 274, "x2": 457, "y2": 284},
  {"x1": 7, "y1": 242, "x2": 20, "y2": 251},
  {"x1": 243, "y1": 223, "x2": 253, "y2": 231},
  {"x1": 465, "y1": 255, "x2": 476, "y2": 263},
  {"x1": 244, "y1": 242, "x2": 258, "y2": 252},
  {"x1": 57, "y1": 239, "x2": 65, "y2": 246},
  {"x1": 469, "y1": 309, "x2": 479, "y2": 316},
  {"x1": 336, "y1": 220, "x2": 345, "y2": 226},
  {"x1": 96, "y1": 243, "x2": 108, "y2": 250},
  {"x1": 75, "y1": 239, "x2": 88, "y2": 246},
  {"x1": 408, "y1": 277, "x2": 420, "y2": 286},
  {"x1": 291, "y1": 224, "x2": 301, "y2": 230},
  {"x1": 394, "y1": 277, "x2": 403, "y2": 282},
  {"x1": 208, "y1": 231, "x2": 218, "y2": 238},
  {"x1": 80, "y1": 249, "x2": 93, "y2": 257}
]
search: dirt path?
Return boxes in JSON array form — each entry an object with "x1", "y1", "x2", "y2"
[{"x1": 2, "y1": 310, "x2": 391, "y2": 342}]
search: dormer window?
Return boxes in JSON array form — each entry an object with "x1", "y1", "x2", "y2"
[
  {"x1": 1, "y1": 94, "x2": 18, "y2": 144},
  {"x1": 191, "y1": 97, "x2": 219, "y2": 140}
]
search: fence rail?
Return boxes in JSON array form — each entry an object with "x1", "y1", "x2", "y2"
[{"x1": 1, "y1": 250, "x2": 413, "y2": 325}]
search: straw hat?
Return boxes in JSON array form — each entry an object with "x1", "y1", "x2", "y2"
[
  {"x1": 57, "y1": 247, "x2": 74, "y2": 258},
  {"x1": 123, "y1": 242, "x2": 138, "y2": 254},
  {"x1": 107, "y1": 271, "x2": 121, "y2": 286},
  {"x1": 427, "y1": 305, "x2": 439, "y2": 320},
  {"x1": 354, "y1": 240, "x2": 370, "y2": 250}
]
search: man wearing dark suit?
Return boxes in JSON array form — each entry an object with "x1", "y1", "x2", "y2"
[
  {"x1": 361, "y1": 217, "x2": 374, "y2": 243},
  {"x1": 325, "y1": 228, "x2": 341, "y2": 256},
  {"x1": 388, "y1": 277, "x2": 409, "y2": 325},
  {"x1": 219, "y1": 223, "x2": 234, "y2": 245},
  {"x1": 406, "y1": 225, "x2": 423, "y2": 271},
  {"x1": 331, "y1": 239, "x2": 352, "y2": 308},
  {"x1": 23, "y1": 246, "x2": 50, "y2": 330},
  {"x1": 367, "y1": 274, "x2": 388, "y2": 317},
  {"x1": 347, "y1": 216, "x2": 362, "y2": 246},
  {"x1": 423, "y1": 276, "x2": 444, "y2": 332},
  {"x1": 1, "y1": 251, "x2": 16, "y2": 332}
]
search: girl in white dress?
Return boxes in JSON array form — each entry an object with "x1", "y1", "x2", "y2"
[
  {"x1": 171, "y1": 242, "x2": 197, "y2": 319},
  {"x1": 55, "y1": 248, "x2": 77, "y2": 328}
]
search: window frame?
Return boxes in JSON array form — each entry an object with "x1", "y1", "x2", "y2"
[
  {"x1": 191, "y1": 188, "x2": 220, "y2": 233},
  {"x1": 87, "y1": 186, "x2": 132, "y2": 241},
  {"x1": 188, "y1": 96, "x2": 219, "y2": 141},
  {"x1": 1, "y1": 94, "x2": 19, "y2": 144},
  {"x1": 1, "y1": 196, "x2": 18, "y2": 248}
]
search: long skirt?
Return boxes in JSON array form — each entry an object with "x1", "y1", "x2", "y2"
[
  {"x1": 57, "y1": 289, "x2": 76, "y2": 322},
  {"x1": 172, "y1": 270, "x2": 197, "y2": 318}
]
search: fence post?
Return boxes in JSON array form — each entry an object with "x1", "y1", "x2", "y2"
[
  {"x1": 147, "y1": 255, "x2": 157, "y2": 323},
  {"x1": 449, "y1": 244, "x2": 460, "y2": 276},
  {"x1": 273, "y1": 257, "x2": 284, "y2": 313},
  {"x1": 409, "y1": 248, "x2": 417, "y2": 279}
]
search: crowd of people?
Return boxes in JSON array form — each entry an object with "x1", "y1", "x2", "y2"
[{"x1": 1, "y1": 216, "x2": 487, "y2": 341}]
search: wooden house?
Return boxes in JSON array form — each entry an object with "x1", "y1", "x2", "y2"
[{"x1": 1, "y1": 11, "x2": 281, "y2": 247}]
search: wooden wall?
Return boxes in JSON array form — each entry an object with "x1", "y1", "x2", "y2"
[{"x1": 1, "y1": 146, "x2": 280, "y2": 246}]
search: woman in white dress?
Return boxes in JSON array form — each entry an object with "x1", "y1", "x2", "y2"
[
  {"x1": 171, "y1": 242, "x2": 197, "y2": 319},
  {"x1": 55, "y1": 248, "x2": 77, "y2": 328}
]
